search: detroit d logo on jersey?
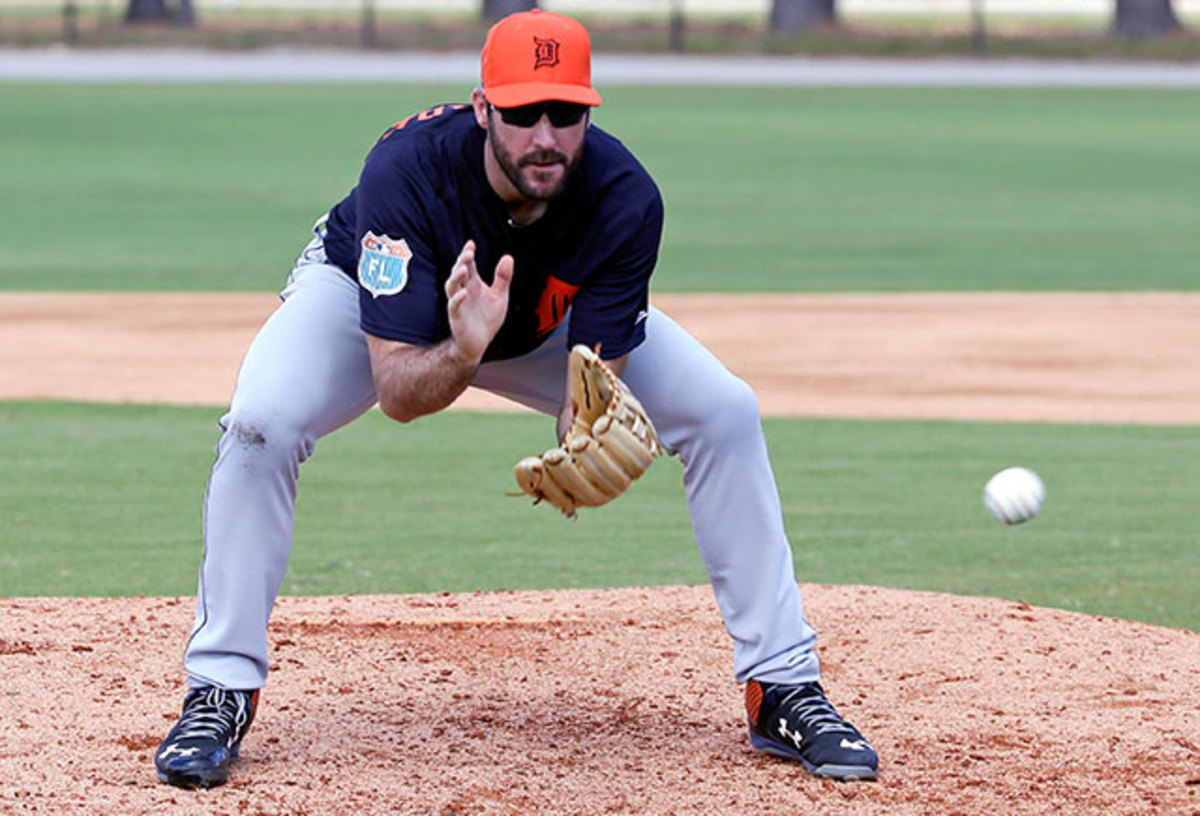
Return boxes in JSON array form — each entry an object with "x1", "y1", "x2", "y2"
[{"x1": 358, "y1": 232, "x2": 412, "y2": 298}]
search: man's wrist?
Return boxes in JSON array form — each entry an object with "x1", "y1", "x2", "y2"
[{"x1": 446, "y1": 337, "x2": 485, "y2": 373}]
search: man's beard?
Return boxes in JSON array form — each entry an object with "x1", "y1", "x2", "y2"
[{"x1": 489, "y1": 125, "x2": 583, "y2": 201}]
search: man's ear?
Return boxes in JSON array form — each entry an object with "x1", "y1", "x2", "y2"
[{"x1": 471, "y1": 88, "x2": 489, "y2": 129}]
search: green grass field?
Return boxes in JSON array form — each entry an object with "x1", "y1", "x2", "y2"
[
  {"x1": 2, "y1": 402, "x2": 1196, "y2": 630},
  {"x1": 2, "y1": 84, "x2": 1198, "y2": 292},
  {"x1": 1, "y1": 83, "x2": 1196, "y2": 631}
]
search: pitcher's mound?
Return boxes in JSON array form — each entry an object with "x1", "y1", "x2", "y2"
[{"x1": 2, "y1": 585, "x2": 1198, "y2": 814}]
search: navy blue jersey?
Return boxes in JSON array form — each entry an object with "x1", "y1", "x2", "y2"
[{"x1": 323, "y1": 104, "x2": 663, "y2": 362}]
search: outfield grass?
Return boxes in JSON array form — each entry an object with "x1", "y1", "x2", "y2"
[
  {"x1": 2, "y1": 83, "x2": 1195, "y2": 632},
  {"x1": 2, "y1": 402, "x2": 1196, "y2": 631},
  {"x1": 1, "y1": 83, "x2": 1197, "y2": 292}
]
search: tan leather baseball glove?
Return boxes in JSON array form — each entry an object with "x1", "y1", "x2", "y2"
[{"x1": 513, "y1": 344, "x2": 662, "y2": 518}]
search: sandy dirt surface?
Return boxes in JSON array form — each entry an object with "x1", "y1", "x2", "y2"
[
  {"x1": 2, "y1": 588, "x2": 1198, "y2": 815},
  {"x1": 2, "y1": 291, "x2": 1199, "y2": 814},
  {"x1": 3, "y1": 291, "x2": 1200, "y2": 423}
]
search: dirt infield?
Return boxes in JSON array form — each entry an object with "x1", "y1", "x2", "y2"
[
  {"x1": 4, "y1": 291, "x2": 1200, "y2": 422},
  {"x1": 2, "y1": 291, "x2": 1199, "y2": 814}
]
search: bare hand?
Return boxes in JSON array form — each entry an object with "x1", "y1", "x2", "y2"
[{"x1": 445, "y1": 240, "x2": 513, "y2": 364}]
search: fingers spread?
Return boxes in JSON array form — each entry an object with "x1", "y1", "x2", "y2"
[
  {"x1": 445, "y1": 240, "x2": 477, "y2": 297},
  {"x1": 491, "y1": 254, "x2": 514, "y2": 296}
]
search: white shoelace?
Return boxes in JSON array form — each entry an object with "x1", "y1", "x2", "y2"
[
  {"x1": 774, "y1": 683, "x2": 852, "y2": 737},
  {"x1": 173, "y1": 687, "x2": 251, "y2": 745}
]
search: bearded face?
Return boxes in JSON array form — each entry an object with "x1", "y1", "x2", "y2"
[{"x1": 486, "y1": 104, "x2": 588, "y2": 202}]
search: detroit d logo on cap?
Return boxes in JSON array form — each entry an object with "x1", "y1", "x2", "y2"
[
  {"x1": 533, "y1": 36, "x2": 560, "y2": 69},
  {"x1": 358, "y1": 232, "x2": 412, "y2": 298}
]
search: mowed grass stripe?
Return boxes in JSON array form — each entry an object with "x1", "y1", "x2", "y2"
[
  {"x1": 1, "y1": 84, "x2": 1196, "y2": 292},
  {"x1": 1, "y1": 401, "x2": 1195, "y2": 631}
]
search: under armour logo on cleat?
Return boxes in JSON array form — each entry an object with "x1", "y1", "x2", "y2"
[
  {"x1": 158, "y1": 745, "x2": 201, "y2": 759},
  {"x1": 840, "y1": 737, "x2": 870, "y2": 751},
  {"x1": 778, "y1": 719, "x2": 804, "y2": 749}
]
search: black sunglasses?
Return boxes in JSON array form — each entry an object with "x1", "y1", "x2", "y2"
[{"x1": 489, "y1": 101, "x2": 589, "y2": 129}]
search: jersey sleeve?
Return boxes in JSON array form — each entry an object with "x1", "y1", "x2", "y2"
[
  {"x1": 353, "y1": 138, "x2": 449, "y2": 346},
  {"x1": 567, "y1": 185, "x2": 664, "y2": 359}
]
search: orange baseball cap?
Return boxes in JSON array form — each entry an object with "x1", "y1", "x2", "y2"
[{"x1": 481, "y1": 9, "x2": 603, "y2": 109}]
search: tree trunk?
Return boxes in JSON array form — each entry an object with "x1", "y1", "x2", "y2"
[
  {"x1": 769, "y1": 0, "x2": 836, "y2": 32},
  {"x1": 173, "y1": 0, "x2": 195, "y2": 27},
  {"x1": 124, "y1": 0, "x2": 195, "y2": 25},
  {"x1": 482, "y1": 0, "x2": 537, "y2": 24},
  {"x1": 969, "y1": 0, "x2": 987, "y2": 55},
  {"x1": 124, "y1": 0, "x2": 169, "y2": 23},
  {"x1": 1113, "y1": 0, "x2": 1181, "y2": 38}
]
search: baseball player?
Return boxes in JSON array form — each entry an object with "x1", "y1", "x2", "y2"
[{"x1": 155, "y1": 9, "x2": 878, "y2": 789}]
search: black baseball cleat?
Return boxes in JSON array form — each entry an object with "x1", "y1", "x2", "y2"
[
  {"x1": 745, "y1": 679, "x2": 878, "y2": 781},
  {"x1": 155, "y1": 686, "x2": 259, "y2": 789}
]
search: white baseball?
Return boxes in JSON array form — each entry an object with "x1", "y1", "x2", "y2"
[{"x1": 983, "y1": 467, "x2": 1045, "y2": 525}]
